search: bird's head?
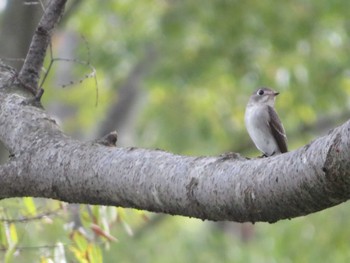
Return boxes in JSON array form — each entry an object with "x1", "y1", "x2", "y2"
[{"x1": 249, "y1": 87, "x2": 279, "y2": 107}]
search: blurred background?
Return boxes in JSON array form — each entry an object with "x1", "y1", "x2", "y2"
[{"x1": 1, "y1": 0, "x2": 350, "y2": 262}]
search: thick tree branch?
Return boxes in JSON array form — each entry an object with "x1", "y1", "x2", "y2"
[
  {"x1": 0, "y1": 85, "x2": 349, "y2": 223},
  {"x1": 18, "y1": 0, "x2": 67, "y2": 95}
]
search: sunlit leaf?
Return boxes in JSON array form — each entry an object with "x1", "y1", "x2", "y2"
[
  {"x1": 72, "y1": 231, "x2": 89, "y2": 252},
  {"x1": 23, "y1": 197, "x2": 37, "y2": 216},
  {"x1": 69, "y1": 246, "x2": 89, "y2": 263},
  {"x1": 40, "y1": 257, "x2": 54, "y2": 263},
  {"x1": 0, "y1": 223, "x2": 7, "y2": 246},
  {"x1": 9, "y1": 224, "x2": 17, "y2": 244},
  {"x1": 4, "y1": 244, "x2": 16, "y2": 263},
  {"x1": 87, "y1": 243, "x2": 103, "y2": 263}
]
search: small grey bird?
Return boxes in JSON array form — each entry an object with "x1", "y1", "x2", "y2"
[{"x1": 245, "y1": 87, "x2": 288, "y2": 156}]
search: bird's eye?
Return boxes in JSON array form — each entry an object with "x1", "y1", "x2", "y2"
[{"x1": 257, "y1": 89, "x2": 264, "y2": 96}]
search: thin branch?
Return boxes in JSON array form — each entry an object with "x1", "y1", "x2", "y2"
[
  {"x1": 18, "y1": 0, "x2": 67, "y2": 95},
  {"x1": 0, "y1": 208, "x2": 61, "y2": 223},
  {"x1": 0, "y1": 243, "x2": 66, "y2": 252}
]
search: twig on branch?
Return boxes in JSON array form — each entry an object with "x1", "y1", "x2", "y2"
[
  {"x1": 0, "y1": 207, "x2": 61, "y2": 223},
  {"x1": 0, "y1": 243, "x2": 67, "y2": 252},
  {"x1": 94, "y1": 131, "x2": 118, "y2": 147},
  {"x1": 39, "y1": 42, "x2": 98, "y2": 96},
  {"x1": 18, "y1": 0, "x2": 67, "y2": 97}
]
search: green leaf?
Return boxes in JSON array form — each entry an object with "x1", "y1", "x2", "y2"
[
  {"x1": 87, "y1": 244, "x2": 103, "y2": 263},
  {"x1": 4, "y1": 243, "x2": 16, "y2": 263},
  {"x1": 69, "y1": 246, "x2": 89, "y2": 263},
  {"x1": 23, "y1": 197, "x2": 36, "y2": 216},
  {"x1": 0, "y1": 223, "x2": 7, "y2": 246},
  {"x1": 72, "y1": 231, "x2": 88, "y2": 252},
  {"x1": 9, "y1": 224, "x2": 17, "y2": 244}
]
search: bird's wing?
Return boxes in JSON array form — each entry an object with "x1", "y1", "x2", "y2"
[{"x1": 267, "y1": 106, "x2": 288, "y2": 153}]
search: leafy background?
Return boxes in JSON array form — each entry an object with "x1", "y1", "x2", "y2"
[{"x1": 0, "y1": 0, "x2": 350, "y2": 262}]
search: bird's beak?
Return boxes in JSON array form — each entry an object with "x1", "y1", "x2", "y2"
[{"x1": 273, "y1": 92, "x2": 279, "y2": 96}]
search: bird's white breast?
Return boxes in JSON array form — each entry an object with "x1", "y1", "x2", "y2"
[{"x1": 244, "y1": 105, "x2": 280, "y2": 156}]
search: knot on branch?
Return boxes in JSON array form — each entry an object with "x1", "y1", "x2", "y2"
[
  {"x1": 218, "y1": 152, "x2": 247, "y2": 161},
  {"x1": 94, "y1": 131, "x2": 118, "y2": 147},
  {"x1": 36, "y1": 26, "x2": 50, "y2": 37},
  {"x1": 0, "y1": 64, "x2": 17, "y2": 89}
]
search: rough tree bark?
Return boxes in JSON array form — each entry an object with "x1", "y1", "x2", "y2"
[{"x1": 0, "y1": 0, "x2": 350, "y2": 223}]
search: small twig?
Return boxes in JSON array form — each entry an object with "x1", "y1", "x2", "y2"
[
  {"x1": 23, "y1": 1, "x2": 41, "y2": 6},
  {"x1": 0, "y1": 58, "x2": 25, "y2": 63},
  {"x1": 38, "y1": 42, "x2": 54, "y2": 89},
  {"x1": 94, "y1": 131, "x2": 118, "y2": 147},
  {"x1": 49, "y1": 58, "x2": 97, "y2": 88},
  {"x1": 0, "y1": 207, "x2": 61, "y2": 223},
  {"x1": 39, "y1": 36, "x2": 99, "y2": 106},
  {"x1": 0, "y1": 243, "x2": 67, "y2": 252}
]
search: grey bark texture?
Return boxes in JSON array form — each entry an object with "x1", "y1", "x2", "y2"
[
  {"x1": 1, "y1": 0, "x2": 350, "y2": 224},
  {"x1": 0, "y1": 83, "x2": 349, "y2": 222}
]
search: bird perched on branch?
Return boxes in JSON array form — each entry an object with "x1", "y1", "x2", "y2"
[{"x1": 245, "y1": 87, "x2": 288, "y2": 156}]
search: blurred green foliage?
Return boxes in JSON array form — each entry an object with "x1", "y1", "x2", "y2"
[
  {"x1": 62, "y1": 0, "x2": 350, "y2": 154},
  {"x1": 1, "y1": 0, "x2": 350, "y2": 261}
]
